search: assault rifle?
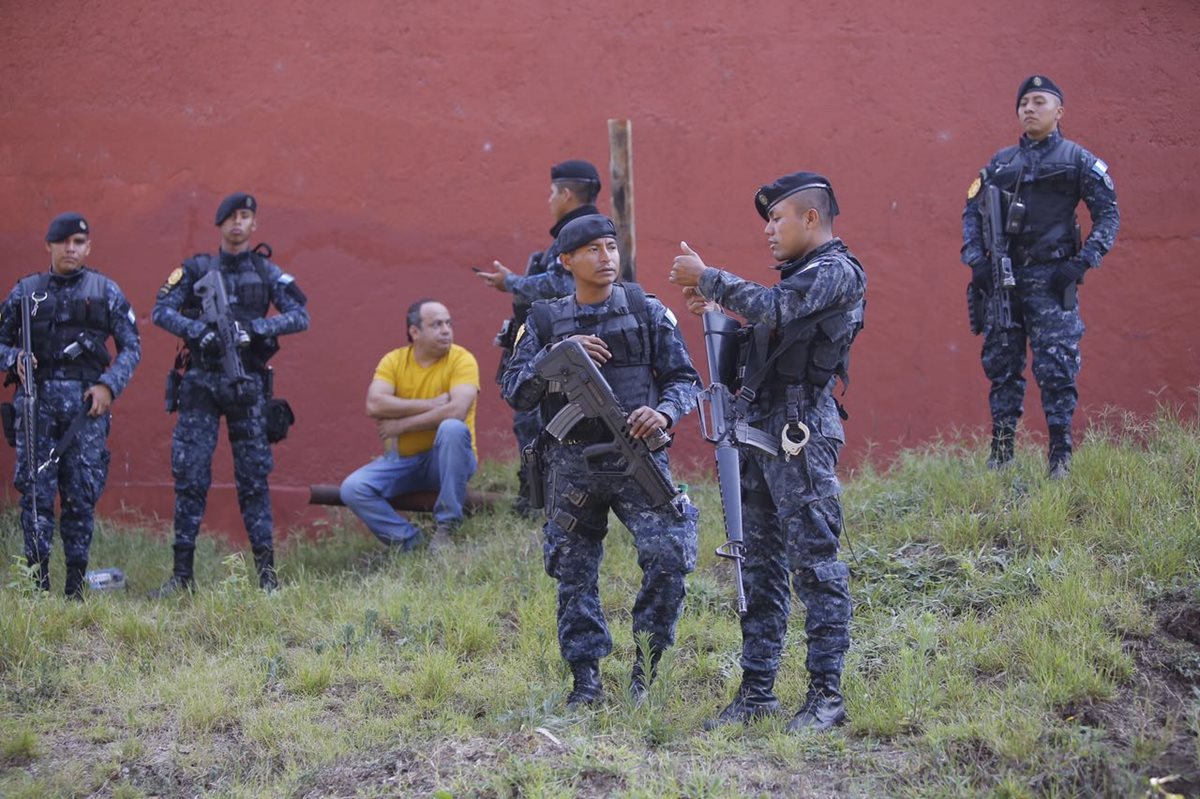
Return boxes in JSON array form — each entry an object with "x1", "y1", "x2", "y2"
[
  {"x1": 194, "y1": 270, "x2": 255, "y2": 405},
  {"x1": 696, "y1": 311, "x2": 747, "y2": 615},
  {"x1": 535, "y1": 339, "x2": 678, "y2": 509},
  {"x1": 19, "y1": 291, "x2": 40, "y2": 530},
  {"x1": 970, "y1": 183, "x2": 1018, "y2": 341}
]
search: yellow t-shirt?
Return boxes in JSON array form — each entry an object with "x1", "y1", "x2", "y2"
[{"x1": 373, "y1": 344, "x2": 479, "y2": 457}]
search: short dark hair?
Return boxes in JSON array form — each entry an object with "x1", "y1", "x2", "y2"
[
  {"x1": 787, "y1": 188, "x2": 834, "y2": 230},
  {"x1": 554, "y1": 178, "x2": 600, "y2": 205},
  {"x1": 405, "y1": 298, "x2": 438, "y2": 342}
]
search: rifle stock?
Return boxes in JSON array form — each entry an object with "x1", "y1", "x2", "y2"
[{"x1": 536, "y1": 339, "x2": 677, "y2": 509}]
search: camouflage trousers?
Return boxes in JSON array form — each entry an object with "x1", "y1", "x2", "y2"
[
  {"x1": 541, "y1": 443, "x2": 699, "y2": 664},
  {"x1": 738, "y1": 422, "x2": 852, "y2": 682},
  {"x1": 12, "y1": 380, "x2": 111, "y2": 566},
  {"x1": 170, "y1": 369, "x2": 273, "y2": 551},
  {"x1": 981, "y1": 261, "x2": 1085, "y2": 430}
]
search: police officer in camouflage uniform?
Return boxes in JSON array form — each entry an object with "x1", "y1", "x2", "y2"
[
  {"x1": 151, "y1": 193, "x2": 309, "y2": 594},
  {"x1": 0, "y1": 212, "x2": 141, "y2": 599},
  {"x1": 962, "y1": 76, "x2": 1120, "y2": 476},
  {"x1": 672, "y1": 172, "x2": 866, "y2": 733},
  {"x1": 502, "y1": 214, "x2": 700, "y2": 706},
  {"x1": 476, "y1": 160, "x2": 600, "y2": 516}
]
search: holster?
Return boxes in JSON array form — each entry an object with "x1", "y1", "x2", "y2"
[
  {"x1": 966, "y1": 283, "x2": 986, "y2": 336},
  {"x1": 521, "y1": 442, "x2": 545, "y2": 510},
  {"x1": 260, "y1": 367, "x2": 294, "y2": 444},
  {"x1": 164, "y1": 370, "x2": 182, "y2": 413},
  {"x1": 494, "y1": 318, "x2": 516, "y2": 384},
  {"x1": 1062, "y1": 283, "x2": 1078, "y2": 311},
  {"x1": 1, "y1": 402, "x2": 15, "y2": 447}
]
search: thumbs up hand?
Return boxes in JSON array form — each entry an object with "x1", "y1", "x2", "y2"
[{"x1": 669, "y1": 241, "x2": 707, "y2": 288}]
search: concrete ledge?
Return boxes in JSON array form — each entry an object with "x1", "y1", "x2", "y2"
[{"x1": 307, "y1": 484, "x2": 504, "y2": 515}]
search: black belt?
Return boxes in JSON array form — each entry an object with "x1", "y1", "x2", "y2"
[
  {"x1": 1011, "y1": 244, "x2": 1075, "y2": 268},
  {"x1": 35, "y1": 366, "x2": 101, "y2": 383}
]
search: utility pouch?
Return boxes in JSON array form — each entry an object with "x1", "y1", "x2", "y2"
[
  {"x1": 265, "y1": 398, "x2": 295, "y2": 444},
  {"x1": 1004, "y1": 201, "x2": 1026, "y2": 236},
  {"x1": 1, "y1": 402, "x2": 15, "y2": 447},
  {"x1": 164, "y1": 370, "x2": 182, "y2": 413},
  {"x1": 522, "y1": 443, "x2": 545, "y2": 510}
]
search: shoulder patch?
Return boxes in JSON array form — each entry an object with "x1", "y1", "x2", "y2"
[
  {"x1": 156, "y1": 267, "x2": 184, "y2": 299},
  {"x1": 513, "y1": 323, "x2": 527, "y2": 347},
  {"x1": 663, "y1": 307, "x2": 678, "y2": 328},
  {"x1": 1091, "y1": 159, "x2": 1109, "y2": 176},
  {"x1": 967, "y1": 176, "x2": 982, "y2": 200},
  {"x1": 127, "y1": 308, "x2": 137, "y2": 325},
  {"x1": 278, "y1": 272, "x2": 295, "y2": 285}
]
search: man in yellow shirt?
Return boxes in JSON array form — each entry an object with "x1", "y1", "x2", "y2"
[{"x1": 339, "y1": 299, "x2": 480, "y2": 550}]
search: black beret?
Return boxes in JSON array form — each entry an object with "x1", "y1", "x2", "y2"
[
  {"x1": 214, "y1": 192, "x2": 257, "y2": 226},
  {"x1": 556, "y1": 214, "x2": 617, "y2": 255},
  {"x1": 754, "y1": 172, "x2": 839, "y2": 221},
  {"x1": 550, "y1": 159, "x2": 601, "y2": 189},
  {"x1": 1016, "y1": 75, "x2": 1063, "y2": 109},
  {"x1": 45, "y1": 212, "x2": 89, "y2": 242}
]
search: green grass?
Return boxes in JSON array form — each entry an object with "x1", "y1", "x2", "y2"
[{"x1": 1, "y1": 411, "x2": 1198, "y2": 797}]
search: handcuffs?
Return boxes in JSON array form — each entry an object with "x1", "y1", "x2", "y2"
[{"x1": 781, "y1": 420, "x2": 810, "y2": 462}]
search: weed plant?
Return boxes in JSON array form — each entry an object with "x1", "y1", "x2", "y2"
[{"x1": 0, "y1": 411, "x2": 1197, "y2": 797}]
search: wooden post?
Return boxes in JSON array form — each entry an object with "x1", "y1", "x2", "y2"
[{"x1": 607, "y1": 119, "x2": 636, "y2": 283}]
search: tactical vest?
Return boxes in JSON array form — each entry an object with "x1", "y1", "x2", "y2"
[
  {"x1": 20, "y1": 269, "x2": 112, "y2": 382},
  {"x1": 737, "y1": 255, "x2": 866, "y2": 408},
  {"x1": 530, "y1": 283, "x2": 658, "y2": 433},
  {"x1": 181, "y1": 253, "x2": 272, "y2": 321},
  {"x1": 180, "y1": 253, "x2": 279, "y2": 370},
  {"x1": 988, "y1": 137, "x2": 1084, "y2": 264}
]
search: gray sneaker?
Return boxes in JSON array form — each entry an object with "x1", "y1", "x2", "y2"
[{"x1": 427, "y1": 524, "x2": 454, "y2": 553}]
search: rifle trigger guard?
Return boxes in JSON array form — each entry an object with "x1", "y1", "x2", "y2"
[{"x1": 781, "y1": 421, "x2": 810, "y2": 462}]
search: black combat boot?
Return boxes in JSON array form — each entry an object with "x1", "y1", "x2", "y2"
[
  {"x1": 64, "y1": 560, "x2": 88, "y2": 601},
  {"x1": 1048, "y1": 425, "x2": 1073, "y2": 479},
  {"x1": 786, "y1": 675, "x2": 847, "y2": 733},
  {"x1": 566, "y1": 660, "x2": 603, "y2": 707},
  {"x1": 28, "y1": 555, "x2": 50, "y2": 593},
  {"x1": 987, "y1": 422, "x2": 1016, "y2": 469},
  {"x1": 149, "y1": 545, "x2": 195, "y2": 598},
  {"x1": 253, "y1": 546, "x2": 278, "y2": 592},
  {"x1": 629, "y1": 647, "x2": 663, "y2": 704},
  {"x1": 703, "y1": 668, "x2": 781, "y2": 730}
]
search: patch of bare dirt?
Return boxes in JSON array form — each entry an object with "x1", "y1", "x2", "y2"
[{"x1": 1065, "y1": 597, "x2": 1200, "y2": 797}]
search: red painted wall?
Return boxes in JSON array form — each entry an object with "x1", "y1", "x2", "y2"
[{"x1": 2, "y1": 0, "x2": 1197, "y2": 540}]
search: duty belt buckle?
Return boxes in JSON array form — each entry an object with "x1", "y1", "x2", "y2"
[{"x1": 781, "y1": 421, "x2": 810, "y2": 462}]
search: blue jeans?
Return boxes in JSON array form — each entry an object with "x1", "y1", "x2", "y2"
[{"x1": 339, "y1": 419, "x2": 476, "y2": 545}]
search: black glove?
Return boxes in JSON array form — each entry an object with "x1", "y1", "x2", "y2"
[
  {"x1": 970, "y1": 261, "x2": 992, "y2": 294},
  {"x1": 198, "y1": 328, "x2": 224, "y2": 357},
  {"x1": 1049, "y1": 258, "x2": 1088, "y2": 295}
]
